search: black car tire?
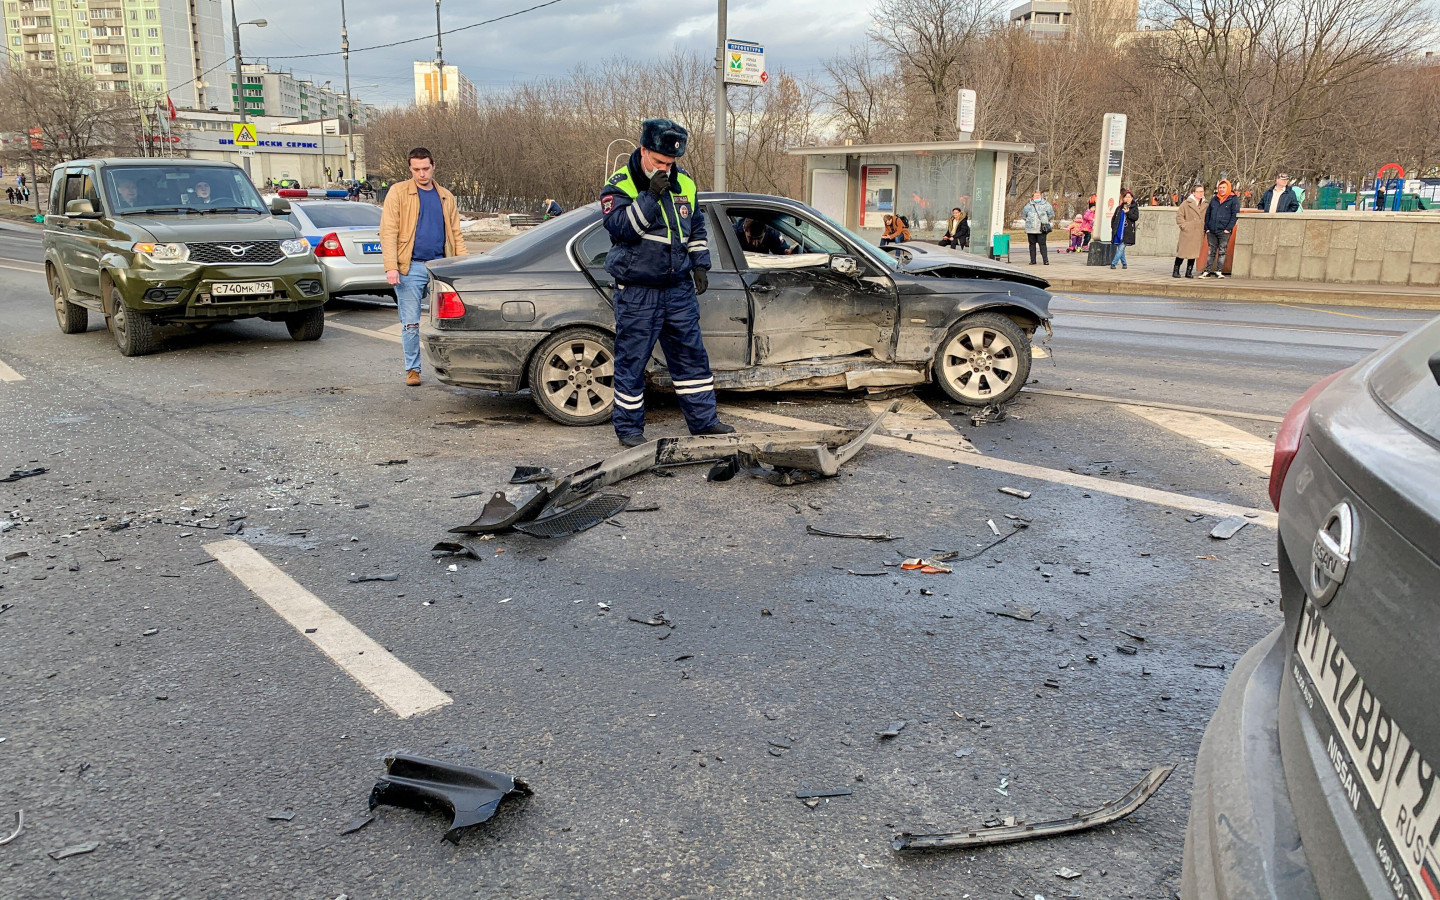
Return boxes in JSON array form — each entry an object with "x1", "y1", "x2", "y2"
[
  {"x1": 527, "y1": 327, "x2": 617, "y2": 427},
  {"x1": 52, "y1": 274, "x2": 87, "y2": 334},
  {"x1": 932, "y1": 312, "x2": 1031, "y2": 406},
  {"x1": 285, "y1": 307, "x2": 326, "y2": 341},
  {"x1": 107, "y1": 283, "x2": 158, "y2": 357}
]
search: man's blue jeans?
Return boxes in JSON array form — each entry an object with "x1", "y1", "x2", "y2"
[{"x1": 395, "y1": 264, "x2": 429, "y2": 373}]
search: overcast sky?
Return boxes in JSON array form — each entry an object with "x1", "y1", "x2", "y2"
[{"x1": 236, "y1": 0, "x2": 876, "y2": 106}]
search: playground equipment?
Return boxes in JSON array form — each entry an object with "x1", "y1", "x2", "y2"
[{"x1": 1374, "y1": 163, "x2": 1405, "y2": 211}]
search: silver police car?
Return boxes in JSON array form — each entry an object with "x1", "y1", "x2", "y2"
[{"x1": 289, "y1": 200, "x2": 392, "y2": 301}]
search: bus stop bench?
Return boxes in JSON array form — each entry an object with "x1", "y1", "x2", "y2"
[{"x1": 506, "y1": 214, "x2": 543, "y2": 229}]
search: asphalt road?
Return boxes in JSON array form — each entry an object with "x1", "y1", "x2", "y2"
[{"x1": 0, "y1": 228, "x2": 1430, "y2": 899}]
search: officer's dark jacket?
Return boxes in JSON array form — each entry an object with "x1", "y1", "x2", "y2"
[{"x1": 600, "y1": 148, "x2": 711, "y2": 287}]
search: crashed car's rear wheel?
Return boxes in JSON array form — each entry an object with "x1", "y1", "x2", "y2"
[
  {"x1": 528, "y1": 327, "x2": 616, "y2": 427},
  {"x1": 933, "y1": 312, "x2": 1030, "y2": 406}
]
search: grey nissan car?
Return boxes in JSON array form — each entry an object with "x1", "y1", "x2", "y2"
[{"x1": 1182, "y1": 314, "x2": 1440, "y2": 898}]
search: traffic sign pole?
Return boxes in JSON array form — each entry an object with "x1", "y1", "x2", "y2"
[{"x1": 713, "y1": 0, "x2": 727, "y2": 192}]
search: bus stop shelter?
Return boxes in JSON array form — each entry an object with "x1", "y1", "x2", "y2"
[{"x1": 786, "y1": 139, "x2": 1035, "y2": 253}]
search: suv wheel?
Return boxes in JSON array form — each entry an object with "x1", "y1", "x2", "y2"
[
  {"x1": 107, "y1": 282, "x2": 158, "y2": 357},
  {"x1": 527, "y1": 327, "x2": 616, "y2": 426},
  {"x1": 52, "y1": 274, "x2": 88, "y2": 334},
  {"x1": 285, "y1": 307, "x2": 326, "y2": 341},
  {"x1": 933, "y1": 312, "x2": 1031, "y2": 406}
]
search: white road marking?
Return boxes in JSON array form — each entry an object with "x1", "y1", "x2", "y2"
[
  {"x1": 326, "y1": 319, "x2": 402, "y2": 344},
  {"x1": 0, "y1": 262, "x2": 44, "y2": 275},
  {"x1": 0, "y1": 357, "x2": 24, "y2": 382},
  {"x1": 204, "y1": 539, "x2": 452, "y2": 718},
  {"x1": 1119, "y1": 405, "x2": 1274, "y2": 474},
  {"x1": 866, "y1": 395, "x2": 978, "y2": 454},
  {"x1": 1022, "y1": 387, "x2": 1284, "y2": 423},
  {"x1": 378, "y1": 322, "x2": 406, "y2": 336},
  {"x1": 720, "y1": 405, "x2": 1278, "y2": 528}
]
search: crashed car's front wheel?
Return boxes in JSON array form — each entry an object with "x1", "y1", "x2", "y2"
[
  {"x1": 108, "y1": 284, "x2": 158, "y2": 357},
  {"x1": 933, "y1": 312, "x2": 1030, "y2": 406},
  {"x1": 528, "y1": 327, "x2": 616, "y2": 427}
]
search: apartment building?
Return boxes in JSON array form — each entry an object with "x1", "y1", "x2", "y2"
[
  {"x1": 233, "y1": 63, "x2": 376, "y2": 129},
  {"x1": 413, "y1": 60, "x2": 476, "y2": 109},
  {"x1": 1010, "y1": 0, "x2": 1138, "y2": 38},
  {"x1": 0, "y1": 0, "x2": 228, "y2": 108}
]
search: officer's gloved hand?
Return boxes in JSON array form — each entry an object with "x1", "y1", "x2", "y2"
[
  {"x1": 693, "y1": 267, "x2": 709, "y2": 295},
  {"x1": 648, "y1": 169, "x2": 671, "y2": 198}
]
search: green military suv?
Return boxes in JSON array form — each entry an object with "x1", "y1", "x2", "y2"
[{"x1": 43, "y1": 158, "x2": 329, "y2": 356}]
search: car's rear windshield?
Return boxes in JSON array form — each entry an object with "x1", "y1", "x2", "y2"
[
  {"x1": 102, "y1": 165, "x2": 265, "y2": 215},
  {"x1": 1370, "y1": 316, "x2": 1440, "y2": 445},
  {"x1": 300, "y1": 203, "x2": 381, "y2": 228}
]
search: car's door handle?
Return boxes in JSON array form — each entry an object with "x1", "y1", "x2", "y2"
[{"x1": 749, "y1": 282, "x2": 774, "y2": 294}]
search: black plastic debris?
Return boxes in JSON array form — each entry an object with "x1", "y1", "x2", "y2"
[
  {"x1": 368, "y1": 753, "x2": 530, "y2": 844},
  {"x1": 267, "y1": 810, "x2": 296, "y2": 821},
  {"x1": 430, "y1": 542, "x2": 480, "y2": 560},
  {"x1": 339, "y1": 813, "x2": 374, "y2": 835},
  {"x1": 508, "y1": 466, "x2": 553, "y2": 484},
  {"x1": 1116, "y1": 644, "x2": 1138, "y2": 656},
  {"x1": 512, "y1": 493, "x2": 629, "y2": 538},
  {"x1": 806, "y1": 525, "x2": 896, "y2": 542},
  {"x1": 374, "y1": 459, "x2": 408, "y2": 467},
  {"x1": 1209, "y1": 515, "x2": 1249, "y2": 540},
  {"x1": 877, "y1": 720, "x2": 907, "y2": 739},
  {"x1": 796, "y1": 787, "x2": 853, "y2": 799},
  {"x1": 627, "y1": 612, "x2": 675, "y2": 628},
  {"x1": 348, "y1": 573, "x2": 399, "y2": 583},
  {"x1": 1, "y1": 467, "x2": 46, "y2": 482},
  {"x1": 987, "y1": 604, "x2": 1036, "y2": 622}
]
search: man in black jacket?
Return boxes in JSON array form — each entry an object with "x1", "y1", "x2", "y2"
[
  {"x1": 1200, "y1": 179, "x2": 1241, "y2": 278},
  {"x1": 1257, "y1": 174, "x2": 1300, "y2": 214}
]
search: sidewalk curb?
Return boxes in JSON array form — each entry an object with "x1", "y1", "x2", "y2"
[{"x1": 1045, "y1": 276, "x2": 1440, "y2": 311}]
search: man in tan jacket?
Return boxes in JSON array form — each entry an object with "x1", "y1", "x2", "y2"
[{"x1": 379, "y1": 147, "x2": 467, "y2": 385}]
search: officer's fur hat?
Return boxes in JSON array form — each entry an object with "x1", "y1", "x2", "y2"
[{"x1": 640, "y1": 118, "x2": 688, "y2": 158}]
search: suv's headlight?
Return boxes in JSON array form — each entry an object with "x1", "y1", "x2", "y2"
[
  {"x1": 280, "y1": 238, "x2": 311, "y2": 257},
  {"x1": 132, "y1": 242, "x2": 189, "y2": 263}
]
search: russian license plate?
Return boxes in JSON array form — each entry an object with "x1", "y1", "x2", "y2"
[
  {"x1": 211, "y1": 280, "x2": 274, "y2": 296},
  {"x1": 1293, "y1": 598, "x2": 1440, "y2": 899},
  {"x1": 361, "y1": 242, "x2": 382, "y2": 254}
]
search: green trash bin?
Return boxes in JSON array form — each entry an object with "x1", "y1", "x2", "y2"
[{"x1": 992, "y1": 233, "x2": 1010, "y2": 261}]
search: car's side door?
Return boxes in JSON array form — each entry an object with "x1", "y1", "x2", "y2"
[
  {"x1": 722, "y1": 204, "x2": 898, "y2": 366},
  {"x1": 58, "y1": 168, "x2": 106, "y2": 300}
]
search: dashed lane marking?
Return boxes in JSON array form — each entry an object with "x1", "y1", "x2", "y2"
[
  {"x1": 1022, "y1": 387, "x2": 1284, "y2": 423},
  {"x1": 204, "y1": 539, "x2": 452, "y2": 719},
  {"x1": 0, "y1": 262, "x2": 44, "y2": 275},
  {"x1": 326, "y1": 319, "x2": 402, "y2": 344},
  {"x1": 1119, "y1": 405, "x2": 1274, "y2": 475},
  {"x1": 0, "y1": 357, "x2": 24, "y2": 382},
  {"x1": 720, "y1": 405, "x2": 1278, "y2": 528}
]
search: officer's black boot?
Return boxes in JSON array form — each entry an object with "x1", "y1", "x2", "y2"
[
  {"x1": 692, "y1": 422, "x2": 736, "y2": 436},
  {"x1": 617, "y1": 432, "x2": 647, "y2": 448}
]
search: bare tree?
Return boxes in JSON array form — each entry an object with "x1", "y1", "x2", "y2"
[
  {"x1": 869, "y1": 0, "x2": 1007, "y2": 137},
  {"x1": 0, "y1": 65, "x2": 141, "y2": 164}
]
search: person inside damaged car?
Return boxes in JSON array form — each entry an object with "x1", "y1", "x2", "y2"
[{"x1": 733, "y1": 216, "x2": 796, "y2": 255}]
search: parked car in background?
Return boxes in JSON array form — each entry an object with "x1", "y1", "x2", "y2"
[
  {"x1": 1182, "y1": 314, "x2": 1440, "y2": 898},
  {"x1": 42, "y1": 158, "x2": 328, "y2": 356},
  {"x1": 422, "y1": 194, "x2": 1052, "y2": 426},
  {"x1": 288, "y1": 200, "x2": 392, "y2": 301}
]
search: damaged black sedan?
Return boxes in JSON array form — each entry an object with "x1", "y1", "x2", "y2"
[{"x1": 422, "y1": 194, "x2": 1052, "y2": 426}]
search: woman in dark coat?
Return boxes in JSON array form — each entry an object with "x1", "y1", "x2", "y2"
[
  {"x1": 938, "y1": 208, "x2": 970, "y2": 250},
  {"x1": 1109, "y1": 190, "x2": 1139, "y2": 269}
]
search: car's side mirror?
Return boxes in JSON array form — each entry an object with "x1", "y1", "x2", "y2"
[
  {"x1": 830, "y1": 255, "x2": 859, "y2": 276},
  {"x1": 269, "y1": 197, "x2": 292, "y2": 215},
  {"x1": 65, "y1": 199, "x2": 101, "y2": 218}
]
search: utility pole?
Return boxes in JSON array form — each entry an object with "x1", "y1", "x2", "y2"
[
  {"x1": 340, "y1": 0, "x2": 356, "y2": 180},
  {"x1": 713, "y1": 0, "x2": 727, "y2": 191},
  {"x1": 229, "y1": 0, "x2": 250, "y2": 180},
  {"x1": 434, "y1": 0, "x2": 446, "y2": 110}
]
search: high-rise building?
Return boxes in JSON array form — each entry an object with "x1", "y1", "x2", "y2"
[
  {"x1": 1009, "y1": 0, "x2": 1138, "y2": 38},
  {"x1": 413, "y1": 60, "x2": 475, "y2": 109},
  {"x1": 0, "y1": 0, "x2": 229, "y2": 108},
  {"x1": 231, "y1": 63, "x2": 376, "y2": 128}
]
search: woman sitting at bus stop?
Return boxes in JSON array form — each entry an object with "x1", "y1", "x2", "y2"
[{"x1": 938, "y1": 208, "x2": 970, "y2": 250}]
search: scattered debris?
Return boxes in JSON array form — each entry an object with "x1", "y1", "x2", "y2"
[
  {"x1": 508, "y1": 466, "x2": 553, "y2": 484},
  {"x1": 987, "y1": 604, "x2": 1036, "y2": 622},
  {"x1": 877, "y1": 720, "x2": 907, "y2": 739},
  {"x1": 970, "y1": 403, "x2": 1008, "y2": 426},
  {"x1": 892, "y1": 765, "x2": 1174, "y2": 852},
  {"x1": 902, "y1": 557, "x2": 953, "y2": 574},
  {"x1": 998, "y1": 487, "x2": 1031, "y2": 499},
  {"x1": 267, "y1": 810, "x2": 296, "y2": 821},
  {"x1": 796, "y1": 787, "x2": 853, "y2": 799},
  {"x1": 347, "y1": 573, "x2": 400, "y2": 583},
  {"x1": 4, "y1": 551, "x2": 28, "y2": 561},
  {"x1": 624, "y1": 503, "x2": 661, "y2": 513},
  {"x1": 1209, "y1": 516, "x2": 1249, "y2": 540},
  {"x1": 1056, "y1": 867, "x2": 1082, "y2": 879},
  {"x1": 1, "y1": 467, "x2": 47, "y2": 482},
  {"x1": 142, "y1": 629, "x2": 159, "y2": 637},
  {"x1": 339, "y1": 813, "x2": 374, "y2": 835},
  {"x1": 987, "y1": 519, "x2": 1001, "y2": 536},
  {"x1": 1194, "y1": 662, "x2": 1227, "y2": 670},
  {"x1": 449, "y1": 490, "x2": 489, "y2": 499},
  {"x1": 374, "y1": 459, "x2": 408, "y2": 467},
  {"x1": 846, "y1": 569, "x2": 889, "y2": 576},
  {"x1": 48, "y1": 841, "x2": 99, "y2": 860},
  {"x1": 0, "y1": 809, "x2": 21, "y2": 845},
  {"x1": 806, "y1": 525, "x2": 897, "y2": 541},
  {"x1": 954, "y1": 748, "x2": 976, "y2": 758},
  {"x1": 627, "y1": 612, "x2": 675, "y2": 629},
  {"x1": 1116, "y1": 644, "x2": 1138, "y2": 656},
  {"x1": 430, "y1": 542, "x2": 479, "y2": 560},
  {"x1": 368, "y1": 753, "x2": 530, "y2": 844},
  {"x1": 1119, "y1": 629, "x2": 1146, "y2": 642}
]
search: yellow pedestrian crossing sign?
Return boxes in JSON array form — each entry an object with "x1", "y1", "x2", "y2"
[{"x1": 232, "y1": 123, "x2": 257, "y2": 146}]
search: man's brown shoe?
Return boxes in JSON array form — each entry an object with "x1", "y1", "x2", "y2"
[{"x1": 405, "y1": 369, "x2": 421, "y2": 386}]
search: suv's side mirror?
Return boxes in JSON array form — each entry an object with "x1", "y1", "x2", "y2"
[
  {"x1": 65, "y1": 199, "x2": 101, "y2": 218},
  {"x1": 830, "y1": 255, "x2": 859, "y2": 276},
  {"x1": 269, "y1": 197, "x2": 292, "y2": 215}
]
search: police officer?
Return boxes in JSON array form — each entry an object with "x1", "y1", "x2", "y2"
[{"x1": 601, "y1": 118, "x2": 734, "y2": 447}]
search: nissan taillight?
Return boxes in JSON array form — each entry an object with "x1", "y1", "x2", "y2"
[
  {"x1": 435, "y1": 290, "x2": 466, "y2": 319},
  {"x1": 1269, "y1": 370, "x2": 1345, "y2": 510},
  {"x1": 314, "y1": 232, "x2": 346, "y2": 258}
]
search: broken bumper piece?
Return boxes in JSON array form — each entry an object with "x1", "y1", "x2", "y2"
[
  {"x1": 891, "y1": 764, "x2": 1173, "y2": 852},
  {"x1": 450, "y1": 401, "x2": 899, "y2": 538},
  {"x1": 369, "y1": 753, "x2": 531, "y2": 844}
]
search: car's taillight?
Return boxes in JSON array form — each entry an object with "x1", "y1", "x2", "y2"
[
  {"x1": 1269, "y1": 370, "x2": 1345, "y2": 510},
  {"x1": 435, "y1": 290, "x2": 465, "y2": 319},
  {"x1": 314, "y1": 232, "x2": 346, "y2": 258}
]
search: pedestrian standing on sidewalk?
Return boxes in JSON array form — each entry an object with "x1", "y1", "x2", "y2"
[
  {"x1": 1021, "y1": 190, "x2": 1054, "y2": 265},
  {"x1": 1174, "y1": 184, "x2": 1205, "y2": 278},
  {"x1": 1257, "y1": 173, "x2": 1300, "y2": 213},
  {"x1": 1200, "y1": 178, "x2": 1240, "y2": 278},
  {"x1": 1109, "y1": 190, "x2": 1138, "y2": 269},
  {"x1": 379, "y1": 147, "x2": 468, "y2": 386}
]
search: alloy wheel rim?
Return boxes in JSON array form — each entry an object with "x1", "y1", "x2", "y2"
[
  {"x1": 540, "y1": 338, "x2": 615, "y2": 417},
  {"x1": 940, "y1": 326, "x2": 1017, "y2": 401},
  {"x1": 112, "y1": 299, "x2": 127, "y2": 342},
  {"x1": 53, "y1": 281, "x2": 66, "y2": 323}
]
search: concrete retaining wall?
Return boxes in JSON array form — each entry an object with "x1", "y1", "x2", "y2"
[
  {"x1": 1230, "y1": 212, "x2": 1440, "y2": 286},
  {"x1": 1133, "y1": 207, "x2": 1181, "y2": 257}
]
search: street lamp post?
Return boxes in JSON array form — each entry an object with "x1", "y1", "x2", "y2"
[
  {"x1": 713, "y1": 0, "x2": 727, "y2": 191},
  {"x1": 434, "y1": 0, "x2": 446, "y2": 110},
  {"x1": 341, "y1": 0, "x2": 356, "y2": 180},
  {"x1": 320, "y1": 80, "x2": 332, "y2": 184},
  {"x1": 228, "y1": 1, "x2": 266, "y2": 181}
]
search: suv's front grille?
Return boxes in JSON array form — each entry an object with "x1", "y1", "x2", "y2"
[{"x1": 187, "y1": 240, "x2": 284, "y2": 265}]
